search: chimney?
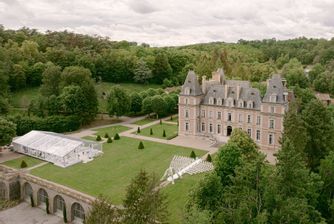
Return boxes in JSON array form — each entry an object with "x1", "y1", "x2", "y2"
[
  {"x1": 224, "y1": 84, "x2": 229, "y2": 99},
  {"x1": 202, "y1": 76, "x2": 207, "y2": 93}
]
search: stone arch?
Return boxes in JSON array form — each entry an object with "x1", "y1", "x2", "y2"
[
  {"x1": 0, "y1": 181, "x2": 6, "y2": 200},
  {"x1": 53, "y1": 195, "x2": 65, "y2": 214},
  {"x1": 37, "y1": 188, "x2": 48, "y2": 207},
  {"x1": 23, "y1": 182, "x2": 33, "y2": 202},
  {"x1": 71, "y1": 202, "x2": 85, "y2": 221}
]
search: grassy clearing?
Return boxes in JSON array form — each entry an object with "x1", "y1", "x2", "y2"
[
  {"x1": 2, "y1": 155, "x2": 44, "y2": 169},
  {"x1": 132, "y1": 117, "x2": 157, "y2": 126},
  {"x1": 163, "y1": 174, "x2": 206, "y2": 224},
  {"x1": 93, "y1": 125, "x2": 130, "y2": 137},
  {"x1": 138, "y1": 122, "x2": 178, "y2": 139},
  {"x1": 31, "y1": 137, "x2": 205, "y2": 204}
]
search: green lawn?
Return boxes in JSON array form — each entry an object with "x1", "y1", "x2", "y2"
[
  {"x1": 2, "y1": 155, "x2": 44, "y2": 169},
  {"x1": 93, "y1": 125, "x2": 130, "y2": 137},
  {"x1": 31, "y1": 137, "x2": 205, "y2": 204},
  {"x1": 82, "y1": 136, "x2": 99, "y2": 141},
  {"x1": 138, "y1": 122, "x2": 178, "y2": 139},
  {"x1": 133, "y1": 117, "x2": 157, "y2": 126},
  {"x1": 163, "y1": 174, "x2": 206, "y2": 224}
]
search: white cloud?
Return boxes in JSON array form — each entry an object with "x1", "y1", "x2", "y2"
[{"x1": 0, "y1": 0, "x2": 333, "y2": 46}]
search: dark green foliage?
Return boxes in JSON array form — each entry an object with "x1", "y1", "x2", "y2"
[
  {"x1": 190, "y1": 150, "x2": 196, "y2": 159},
  {"x1": 138, "y1": 141, "x2": 144, "y2": 150},
  {"x1": 123, "y1": 170, "x2": 168, "y2": 224},
  {"x1": 104, "y1": 133, "x2": 109, "y2": 138},
  {"x1": 107, "y1": 137, "x2": 113, "y2": 143},
  {"x1": 114, "y1": 133, "x2": 120, "y2": 140},
  {"x1": 46, "y1": 197, "x2": 50, "y2": 214},
  {"x1": 0, "y1": 118, "x2": 16, "y2": 146},
  {"x1": 96, "y1": 135, "x2": 102, "y2": 141},
  {"x1": 63, "y1": 205, "x2": 67, "y2": 223},
  {"x1": 30, "y1": 194, "x2": 34, "y2": 207},
  {"x1": 160, "y1": 119, "x2": 162, "y2": 125},
  {"x1": 152, "y1": 52, "x2": 172, "y2": 84},
  {"x1": 206, "y1": 154, "x2": 212, "y2": 162},
  {"x1": 150, "y1": 128, "x2": 153, "y2": 135},
  {"x1": 20, "y1": 160, "x2": 28, "y2": 168},
  {"x1": 162, "y1": 129, "x2": 166, "y2": 137},
  {"x1": 130, "y1": 92, "x2": 142, "y2": 114},
  {"x1": 137, "y1": 127, "x2": 141, "y2": 133},
  {"x1": 107, "y1": 86, "x2": 131, "y2": 117}
]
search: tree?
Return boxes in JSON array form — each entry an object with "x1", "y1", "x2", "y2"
[
  {"x1": 162, "y1": 129, "x2": 166, "y2": 137},
  {"x1": 0, "y1": 118, "x2": 16, "y2": 146},
  {"x1": 20, "y1": 160, "x2": 28, "y2": 168},
  {"x1": 206, "y1": 154, "x2": 212, "y2": 162},
  {"x1": 104, "y1": 133, "x2": 109, "y2": 138},
  {"x1": 107, "y1": 137, "x2": 113, "y2": 143},
  {"x1": 152, "y1": 52, "x2": 172, "y2": 84},
  {"x1": 138, "y1": 141, "x2": 144, "y2": 149},
  {"x1": 59, "y1": 85, "x2": 86, "y2": 115},
  {"x1": 142, "y1": 96, "x2": 153, "y2": 115},
  {"x1": 302, "y1": 99, "x2": 334, "y2": 170},
  {"x1": 183, "y1": 206, "x2": 212, "y2": 224},
  {"x1": 151, "y1": 95, "x2": 167, "y2": 118},
  {"x1": 133, "y1": 59, "x2": 152, "y2": 83},
  {"x1": 0, "y1": 96, "x2": 10, "y2": 115},
  {"x1": 123, "y1": 170, "x2": 168, "y2": 224},
  {"x1": 130, "y1": 92, "x2": 142, "y2": 114},
  {"x1": 107, "y1": 86, "x2": 131, "y2": 117},
  {"x1": 85, "y1": 195, "x2": 122, "y2": 224},
  {"x1": 308, "y1": 63, "x2": 325, "y2": 82},
  {"x1": 150, "y1": 128, "x2": 153, "y2": 135},
  {"x1": 282, "y1": 58, "x2": 309, "y2": 88},
  {"x1": 114, "y1": 133, "x2": 120, "y2": 140},
  {"x1": 40, "y1": 64, "x2": 62, "y2": 97},
  {"x1": 96, "y1": 135, "x2": 101, "y2": 141},
  {"x1": 137, "y1": 127, "x2": 141, "y2": 133},
  {"x1": 190, "y1": 150, "x2": 196, "y2": 159},
  {"x1": 229, "y1": 128, "x2": 258, "y2": 154}
]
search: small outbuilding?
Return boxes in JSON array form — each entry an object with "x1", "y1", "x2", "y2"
[{"x1": 12, "y1": 131, "x2": 102, "y2": 168}]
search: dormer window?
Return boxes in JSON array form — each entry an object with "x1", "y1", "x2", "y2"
[
  {"x1": 217, "y1": 98, "x2": 222, "y2": 105},
  {"x1": 185, "y1": 87, "x2": 190, "y2": 95},
  {"x1": 209, "y1": 97, "x2": 214, "y2": 104},
  {"x1": 270, "y1": 94, "x2": 277, "y2": 103},
  {"x1": 248, "y1": 101, "x2": 253, "y2": 109}
]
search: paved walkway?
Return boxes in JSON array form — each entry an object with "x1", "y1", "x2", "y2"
[
  {"x1": 0, "y1": 149, "x2": 23, "y2": 163},
  {"x1": 0, "y1": 202, "x2": 63, "y2": 224}
]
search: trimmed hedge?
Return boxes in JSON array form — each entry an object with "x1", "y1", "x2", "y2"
[{"x1": 7, "y1": 115, "x2": 81, "y2": 136}]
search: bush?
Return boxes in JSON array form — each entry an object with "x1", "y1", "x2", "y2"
[
  {"x1": 190, "y1": 151, "x2": 196, "y2": 159},
  {"x1": 20, "y1": 160, "x2": 28, "y2": 168},
  {"x1": 104, "y1": 133, "x2": 109, "y2": 138},
  {"x1": 107, "y1": 137, "x2": 113, "y2": 143},
  {"x1": 114, "y1": 133, "x2": 120, "y2": 140},
  {"x1": 150, "y1": 128, "x2": 153, "y2": 135},
  {"x1": 137, "y1": 127, "x2": 141, "y2": 133},
  {"x1": 138, "y1": 141, "x2": 144, "y2": 149},
  {"x1": 162, "y1": 129, "x2": 166, "y2": 137},
  {"x1": 206, "y1": 154, "x2": 212, "y2": 162},
  {"x1": 96, "y1": 135, "x2": 102, "y2": 141}
]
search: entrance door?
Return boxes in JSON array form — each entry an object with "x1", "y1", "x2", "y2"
[{"x1": 227, "y1": 126, "x2": 232, "y2": 136}]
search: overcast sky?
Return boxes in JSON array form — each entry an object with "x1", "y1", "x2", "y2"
[{"x1": 0, "y1": 0, "x2": 333, "y2": 46}]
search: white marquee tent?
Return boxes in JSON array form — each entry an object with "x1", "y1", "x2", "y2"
[{"x1": 12, "y1": 131, "x2": 102, "y2": 168}]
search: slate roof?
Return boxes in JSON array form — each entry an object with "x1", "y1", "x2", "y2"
[
  {"x1": 262, "y1": 74, "x2": 286, "y2": 103},
  {"x1": 180, "y1": 71, "x2": 203, "y2": 96}
]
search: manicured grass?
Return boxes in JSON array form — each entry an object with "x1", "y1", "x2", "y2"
[
  {"x1": 93, "y1": 125, "x2": 130, "y2": 137},
  {"x1": 82, "y1": 136, "x2": 99, "y2": 141},
  {"x1": 31, "y1": 137, "x2": 205, "y2": 204},
  {"x1": 133, "y1": 117, "x2": 157, "y2": 126},
  {"x1": 163, "y1": 174, "x2": 206, "y2": 224},
  {"x1": 2, "y1": 155, "x2": 44, "y2": 169},
  {"x1": 138, "y1": 122, "x2": 178, "y2": 139},
  {"x1": 169, "y1": 115, "x2": 179, "y2": 122},
  {"x1": 9, "y1": 87, "x2": 39, "y2": 108}
]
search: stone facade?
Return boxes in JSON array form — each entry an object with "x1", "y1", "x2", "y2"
[{"x1": 178, "y1": 68, "x2": 293, "y2": 151}]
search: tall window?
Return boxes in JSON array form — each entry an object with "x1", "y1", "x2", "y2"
[
  {"x1": 238, "y1": 114, "x2": 243, "y2": 122},
  {"x1": 201, "y1": 123, "x2": 205, "y2": 132},
  {"x1": 228, "y1": 113, "x2": 232, "y2": 121},
  {"x1": 185, "y1": 122, "x2": 189, "y2": 131},
  {"x1": 217, "y1": 125, "x2": 221, "y2": 134},
  {"x1": 209, "y1": 111, "x2": 213, "y2": 119},
  {"x1": 256, "y1": 116, "x2": 261, "y2": 125},
  {"x1": 209, "y1": 124, "x2": 213, "y2": 133},
  {"x1": 256, "y1": 130, "x2": 260, "y2": 141},
  {"x1": 185, "y1": 110, "x2": 189, "y2": 118},
  {"x1": 185, "y1": 98, "x2": 188, "y2": 105},
  {"x1": 270, "y1": 106, "x2": 275, "y2": 113},
  {"x1": 217, "y1": 112, "x2": 222, "y2": 120},
  {"x1": 269, "y1": 134, "x2": 274, "y2": 145},
  {"x1": 269, "y1": 119, "x2": 275, "y2": 129},
  {"x1": 247, "y1": 115, "x2": 251, "y2": 123},
  {"x1": 201, "y1": 110, "x2": 205, "y2": 117},
  {"x1": 247, "y1": 128, "x2": 252, "y2": 137}
]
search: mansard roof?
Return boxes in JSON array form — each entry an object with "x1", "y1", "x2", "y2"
[
  {"x1": 263, "y1": 74, "x2": 286, "y2": 103},
  {"x1": 180, "y1": 70, "x2": 203, "y2": 96}
]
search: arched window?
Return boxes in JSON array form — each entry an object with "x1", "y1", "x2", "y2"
[
  {"x1": 37, "y1": 188, "x2": 48, "y2": 206},
  {"x1": 248, "y1": 101, "x2": 253, "y2": 108},
  {"x1": 54, "y1": 195, "x2": 65, "y2": 214},
  {"x1": 72, "y1": 202, "x2": 85, "y2": 221},
  {"x1": 23, "y1": 182, "x2": 33, "y2": 202},
  {"x1": 217, "y1": 98, "x2": 222, "y2": 105}
]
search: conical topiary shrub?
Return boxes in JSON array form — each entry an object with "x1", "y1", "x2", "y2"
[
  {"x1": 104, "y1": 133, "x2": 109, "y2": 138},
  {"x1": 96, "y1": 135, "x2": 102, "y2": 141},
  {"x1": 107, "y1": 137, "x2": 113, "y2": 143},
  {"x1": 138, "y1": 141, "x2": 144, "y2": 150},
  {"x1": 170, "y1": 115, "x2": 173, "y2": 121},
  {"x1": 20, "y1": 160, "x2": 28, "y2": 168},
  {"x1": 190, "y1": 150, "x2": 196, "y2": 159},
  {"x1": 206, "y1": 154, "x2": 212, "y2": 162},
  {"x1": 114, "y1": 133, "x2": 120, "y2": 140},
  {"x1": 162, "y1": 129, "x2": 166, "y2": 137},
  {"x1": 150, "y1": 128, "x2": 153, "y2": 135},
  {"x1": 137, "y1": 127, "x2": 141, "y2": 133}
]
